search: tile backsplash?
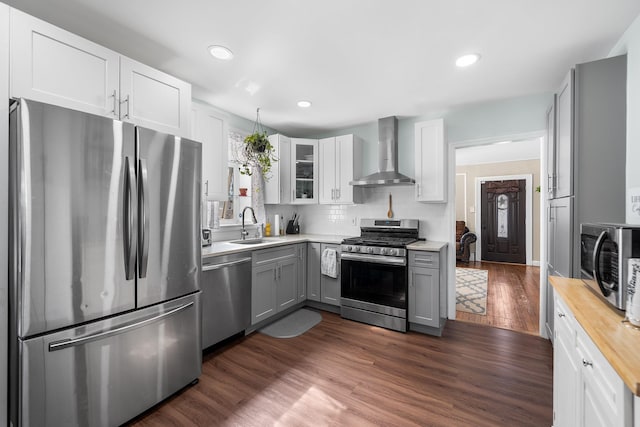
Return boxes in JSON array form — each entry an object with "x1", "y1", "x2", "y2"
[{"x1": 265, "y1": 186, "x2": 449, "y2": 241}]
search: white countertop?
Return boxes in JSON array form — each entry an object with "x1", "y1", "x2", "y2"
[
  {"x1": 202, "y1": 234, "x2": 447, "y2": 258},
  {"x1": 406, "y1": 240, "x2": 448, "y2": 252},
  {"x1": 202, "y1": 234, "x2": 349, "y2": 258}
]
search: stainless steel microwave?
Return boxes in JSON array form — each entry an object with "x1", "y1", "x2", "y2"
[{"x1": 580, "y1": 223, "x2": 640, "y2": 310}]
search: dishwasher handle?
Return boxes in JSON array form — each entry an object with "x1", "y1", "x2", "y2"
[{"x1": 203, "y1": 256, "x2": 252, "y2": 272}]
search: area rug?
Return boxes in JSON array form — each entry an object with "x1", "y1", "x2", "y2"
[
  {"x1": 456, "y1": 268, "x2": 488, "y2": 315},
  {"x1": 259, "y1": 308, "x2": 322, "y2": 338}
]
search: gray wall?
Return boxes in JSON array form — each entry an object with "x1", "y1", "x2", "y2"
[{"x1": 308, "y1": 93, "x2": 552, "y2": 180}]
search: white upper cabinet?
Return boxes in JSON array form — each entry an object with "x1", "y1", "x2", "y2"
[
  {"x1": 319, "y1": 134, "x2": 362, "y2": 204},
  {"x1": 120, "y1": 56, "x2": 191, "y2": 137},
  {"x1": 191, "y1": 102, "x2": 228, "y2": 201},
  {"x1": 291, "y1": 138, "x2": 318, "y2": 204},
  {"x1": 10, "y1": 9, "x2": 191, "y2": 137},
  {"x1": 414, "y1": 119, "x2": 446, "y2": 202},
  {"x1": 264, "y1": 134, "x2": 292, "y2": 205},
  {"x1": 10, "y1": 8, "x2": 120, "y2": 118}
]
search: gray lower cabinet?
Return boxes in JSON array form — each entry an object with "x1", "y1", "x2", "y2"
[
  {"x1": 252, "y1": 262, "x2": 277, "y2": 324},
  {"x1": 320, "y1": 243, "x2": 341, "y2": 306},
  {"x1": 307, "y1": 242, "x2": 321, "y2": 302},
  {"x1": 296, "y1": 243, "x2": 307, "y2": 301},
  {"x1": 306, "y1": 242, "x2": 340, "y2": 306},
  {"x1": 408, "y1": 266, "x2": 439, "y2": 327},
  {"x1": 408, "y1": 248, "x2": 447, "y2": 334},
  {"x1": 276, "y1": 257, "x2": 297, "y2": 312},
  {"x1": 252, "y1": 245, "x2": 298, "y2": 325}
]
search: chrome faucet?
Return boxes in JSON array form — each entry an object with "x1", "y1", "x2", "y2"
[{"x1": 241, "y1": 206, "x2": 258, "y2": 240}]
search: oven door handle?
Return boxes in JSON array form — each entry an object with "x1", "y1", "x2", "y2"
[{"x1": 341, "y1": 252, "x2": 407, "y2": 266}]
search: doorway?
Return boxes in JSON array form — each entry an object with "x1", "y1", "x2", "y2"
[
  {"x1": 480, "y1": 179, "x2": 526, "y2": 264},
  {"x1": 452, "y1": 139, "x2": 542, "y2": 336}
]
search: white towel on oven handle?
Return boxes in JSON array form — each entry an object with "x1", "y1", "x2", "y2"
[{"x1": 321, "y1": 248, "x2": 338, "y2": 278}]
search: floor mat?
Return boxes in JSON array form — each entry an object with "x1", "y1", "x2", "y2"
[
  {"x1": 259, "y1": 308, "x2": 322, "y2": 338},
  {"x1": 456, "y1": 268, "x2": 488, "y2": 315}
]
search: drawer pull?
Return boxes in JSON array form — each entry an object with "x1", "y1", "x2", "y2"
[
  {"x1": 558, "y1": 312, "x2": 566, "y2": 318},
  {"x1": 582, "y1": 359, "x2": 593, "y2": 368}
]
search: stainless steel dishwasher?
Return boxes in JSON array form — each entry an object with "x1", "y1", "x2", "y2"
[{"x1": 201, "y1": 252, "x2": 252, "y2": 349}]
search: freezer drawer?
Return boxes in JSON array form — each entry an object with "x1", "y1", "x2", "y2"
[{"x1": 12, "y1": 293, "x2": 201, "y2": 427}]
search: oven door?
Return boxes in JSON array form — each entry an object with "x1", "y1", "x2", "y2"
[{"x1": 340, "y1": 253, "x2": 407, "y2": 310}]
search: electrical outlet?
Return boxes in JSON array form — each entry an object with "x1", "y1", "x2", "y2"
[{"x1": 351, "y1": 216, "x2": 358, "y2": 226}]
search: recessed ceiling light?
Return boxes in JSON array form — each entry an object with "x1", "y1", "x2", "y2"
[
  {"x1": 208, "y1": 45, "x2": 234, "y2": 60},
  {"x1": 456, "y1": 53, "x2": 480, "y2": 68},
  {"x1": 297, "y1": 100, "x2": 312, "y2": 108}
]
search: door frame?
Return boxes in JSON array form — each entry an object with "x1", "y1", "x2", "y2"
[
  {"x1": 475, "y1": 174, "x2": 533, "y2": 266},
  {"x1": 447, "y1": 131, "x2": 546, "y2": 338}
]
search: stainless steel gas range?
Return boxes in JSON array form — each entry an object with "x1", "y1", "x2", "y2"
[{"x1": 340, "y1": 219, "x2": 419, "y2": 332}]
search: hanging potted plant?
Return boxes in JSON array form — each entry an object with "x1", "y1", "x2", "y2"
[{"x1": 238, "y1": 108, "x2": 277, "y2": 179}]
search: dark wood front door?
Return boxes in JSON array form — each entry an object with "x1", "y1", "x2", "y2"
[{"x1": 481, "y1": 179, "x2": 526, "y2": 264}]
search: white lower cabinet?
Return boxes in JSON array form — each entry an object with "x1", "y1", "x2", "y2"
[
  {"x1": 251, "y1": 246, "x2": 298, "y2": 325},
  {"x1": 553, "y1": 294, "x2": 632, "y2": 426},
  {"x1": 553, "y1": 296, "x2": 579, "y2": 426}
]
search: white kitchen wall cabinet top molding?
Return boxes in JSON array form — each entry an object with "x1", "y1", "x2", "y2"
[
  {"x1": 414, "y1": 118, "x2": 446, "y2": 202},
  {"x1": 10, "y1": 8, "x2": 191, "y2": 137},
  {"x1": 319, "y1": 134, "x2": 363, "y2": 204},
  {"x1": 191, "y1": 102, "x2": 228, "y2": 201},
  {"x1": 265, "y1": 134, "x2": 292, "y2": 205},
  {"x1": 291, "y1": 138, "x2": 319, "y2": 204}
]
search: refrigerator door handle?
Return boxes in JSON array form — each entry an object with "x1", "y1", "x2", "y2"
[
  {"x1": 48, "y1": 301, "x2": 194, "y2": 352},
  {"x1": 138, "y1": 158, "x2": 150, "y2": 278},
  {"x1": 123, "y1": 156, "x2": 137, "y2": 280}
]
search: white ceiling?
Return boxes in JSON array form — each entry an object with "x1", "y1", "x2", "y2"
[{"x1": 5, "y1": 0, "x2": 640, "y2": 136}]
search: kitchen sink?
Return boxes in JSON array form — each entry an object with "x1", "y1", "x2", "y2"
[{"x1": 228, "y1": 238, "x2": 264, "y2": 245}]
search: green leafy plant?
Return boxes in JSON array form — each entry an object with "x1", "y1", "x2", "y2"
[{"x1": 239, "y1": 131, "x2": 277, "y2": 178}]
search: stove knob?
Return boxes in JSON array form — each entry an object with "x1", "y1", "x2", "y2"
[
  {"x1": 379, "y1": 248, "x2": 387, "y2": 255},
  {"x1": 388, "y1": 248, "x2": 397, "y2": 256},
  {"x1": 345, "y1": 245, "x2": 352, "y2": 252},
  {"x1": 367, "y1": 247, "x2": 374, "y2": 254}
]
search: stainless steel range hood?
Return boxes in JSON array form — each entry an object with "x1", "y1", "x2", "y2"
[{"x1": 350, "y1": 116, "x2": 415, "y2": 186}]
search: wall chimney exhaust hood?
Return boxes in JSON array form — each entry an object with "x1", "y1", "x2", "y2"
[{"x1": 350, "y1": 116, "x2": 415, "y2": 186}]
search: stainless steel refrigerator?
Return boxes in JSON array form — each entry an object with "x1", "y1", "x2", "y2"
[{"x1": 8, "y1": 99, "x2": 202, "y2": 426}]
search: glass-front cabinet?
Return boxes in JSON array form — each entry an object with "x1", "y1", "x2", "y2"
[{"x1": 291, "y1": 138, "x2": 318, "y2": 204}]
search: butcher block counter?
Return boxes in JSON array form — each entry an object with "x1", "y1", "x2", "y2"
[{"x1": 550, "y1": 275, "x2": 640, "y2": 396}]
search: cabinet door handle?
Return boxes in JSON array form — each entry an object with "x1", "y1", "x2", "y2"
[
  {"x1": 204, "y1": 180, "x2": 209, "y2": 197},
  {"x1": 120, "y1": 95, "x2": 130, "y2": 119},
  {"x1": 582, "y1": 359, "x2": 593, "y2": 368},
  {"x1": 274, "y1": 267, "x2": 277, "y2": 281},
  {"x1": 558, "y1": 312, "x2": 565, "y2": 318},
  {"x1": 110, "y1": 90, "x2": 118, "y2": 117},
  {"x1": 417, "y1": 183, "x2": 421, "y2": 197},
  {"x1": 336, "y1": 188, "x2": 340, "y2": 200}
]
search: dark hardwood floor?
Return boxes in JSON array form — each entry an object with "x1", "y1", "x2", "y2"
[
  {"x1": 456, "y1": 260, "x2": 540, "y2": 335},
  {"x1": 130, "y1": 312, "x2": 553, "y2": 426}
]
